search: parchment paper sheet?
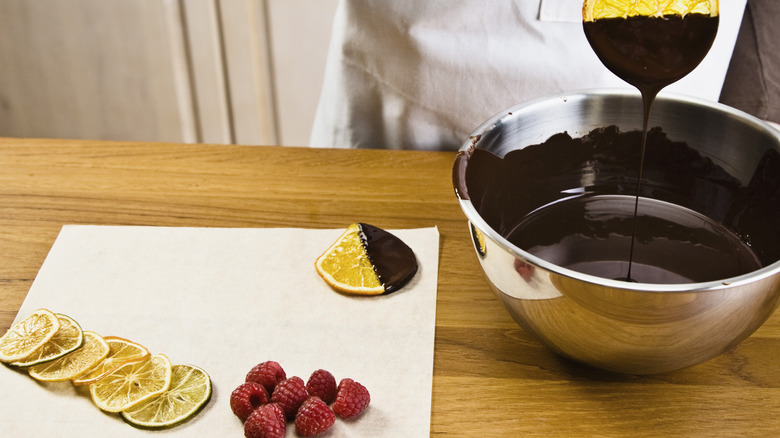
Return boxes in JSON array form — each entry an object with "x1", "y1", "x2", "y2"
[{"x1": 0, "y1": 225, "x2": 439, "y2": 437}]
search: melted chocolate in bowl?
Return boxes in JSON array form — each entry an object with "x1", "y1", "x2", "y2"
[
  {"x1": 452, "y1": 92, "x2": 780, "y2": 373},
  {"x1": 457, "y1": 126, "x2": 778, "y2": 284}
]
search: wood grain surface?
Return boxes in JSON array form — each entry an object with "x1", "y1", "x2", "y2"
[{"x1": 2, "y1": 137, "x2": 780, "y2": 436}]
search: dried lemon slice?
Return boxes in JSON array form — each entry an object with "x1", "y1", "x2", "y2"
[
  {"x1": 90, "y1": 353, "x2": 172, "y2": 413},
  {"x1": 72, "y1": 336, "x2": 150, "y2": 385},
  {"x1": 121, "y1": 364, "x2": 212, "y2": 429},
  {"x1": 0, "y1": 309, "x2": 61, "y2": 363},
  {"x1": 28, "y1": 331, "x2": 110, "y2": 382},
  {"x1": 583, "y1": 0, "x2": 717, "y2": 21},
  {"x1": 11, "y1": 314, "x2": 84, "y2": 367}
]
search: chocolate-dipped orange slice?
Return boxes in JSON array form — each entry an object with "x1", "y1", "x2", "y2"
[{"x1": 315, "y1": 223, "x2": 418, "y2": 295}]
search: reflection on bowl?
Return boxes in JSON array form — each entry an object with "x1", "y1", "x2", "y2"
[{"x1": 453, "y1": 90, "x2": 780, "y2": 374}]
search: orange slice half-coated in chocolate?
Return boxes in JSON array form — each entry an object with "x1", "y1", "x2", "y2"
[{"x1": 315, "y1": 223, "x2": 418, "y2": 295}]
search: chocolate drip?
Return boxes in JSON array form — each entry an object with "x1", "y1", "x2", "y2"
[{"x1": 583, "y1": 13, "x2": 719, "y2": 280}]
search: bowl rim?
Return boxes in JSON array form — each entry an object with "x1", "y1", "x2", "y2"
[{"x1": 455, "y1": 88, "x2": 780, "y2": 293}]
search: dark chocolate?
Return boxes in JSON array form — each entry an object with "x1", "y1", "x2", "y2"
[
  {"x1": 457, "y1": 126, "x2": 779, "y2": 283},
  {"x1": 583, "y1": 14, "x2": 719, "y2": 98},
  {"x1": 358, "y1": 223, "x2": 418, "y2": 294}
]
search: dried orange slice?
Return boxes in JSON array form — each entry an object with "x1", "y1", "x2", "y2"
[
  {"x1": 0, "y1": 309, "x2": 61, "y2": 363},
  {"x1": 28, "y1": 331, "x2": 110, "y2": 381},
  {"x1": 1, "y1": 309, "x2": 210, "y2": 429},
  {"x1": 72, "y1": 336, "x2": 149, "y2": 386},
  {"x1": 583, "y1": 0, "x2": 717, "y2": 21},
  {"x1": 315, "y1": 223, "x2": 385, "y2": 295},
  {"x1": 11, "y1": 313, "x2": 84, "y2": 367},
  {"x1": 89, "y1": 353, "x2": 172, "y2": 412},
  {"x1": 315, "y1": 223, "x2": 418, "y2": 295}
]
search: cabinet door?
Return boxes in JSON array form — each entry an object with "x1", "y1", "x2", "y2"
[
  {"x1": 184, "y1": 0, "x2": 339, "y2": 146},
  {"x1": 0, "y1": 0, "x2": 196, "y2": 143},
  {"x1": 0, "y1": 0, "x2": 337, "y2": 146}
]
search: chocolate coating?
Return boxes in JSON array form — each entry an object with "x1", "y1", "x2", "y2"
[
  {"x1": 358, "y1": 223, "x2": 418, "y2": 294},
  {"x1": 583, "y1": 14, "x2": 719, "y2": 99}
]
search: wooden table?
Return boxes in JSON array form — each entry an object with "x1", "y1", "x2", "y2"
[{"x1": 2, "y1": 137, "x2": 780, "y2": 436}]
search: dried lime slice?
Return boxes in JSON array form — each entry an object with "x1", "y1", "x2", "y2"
[
  {"x1": 121, "y1": 364, "x2": 212, "y2": 429},
  {"x1": 89, "y1": 353, "x2": 172, "y2": 412}
]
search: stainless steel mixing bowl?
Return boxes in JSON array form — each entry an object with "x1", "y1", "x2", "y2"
[{"x1": 453, "y1": 89, "x2": 780, "y2": 374}]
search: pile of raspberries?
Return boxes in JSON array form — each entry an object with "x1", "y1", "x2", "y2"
[{"x1": 230, "y1": 361, "x2": 370, "y2": 437}]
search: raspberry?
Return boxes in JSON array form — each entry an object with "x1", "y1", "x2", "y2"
[
  {"x1": 332, "y1": 378, "x2": 370, "y2": 419},
  {"x1": 295, "y1": 396, "x2": 336, "y2": 437},
  {"x1": 305, "y1": 369, "x2": 337, "y2": 404},
  {"x1": 246, "y1": 361, "x2": 287, "y2": 394},
  {"x1": 244, "y1": 403, "x2": 286, "y2": 438},
  {"x1": 230, "y1": 382, "x2": 270, "y2": 422},
  {"x1": 270, "y1": 376, "x2": 308, "y2": 420}
]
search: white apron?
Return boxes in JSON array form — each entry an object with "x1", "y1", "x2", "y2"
[{"x1": 310, "y1": 0, "x2": 747, "y2": 150}]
